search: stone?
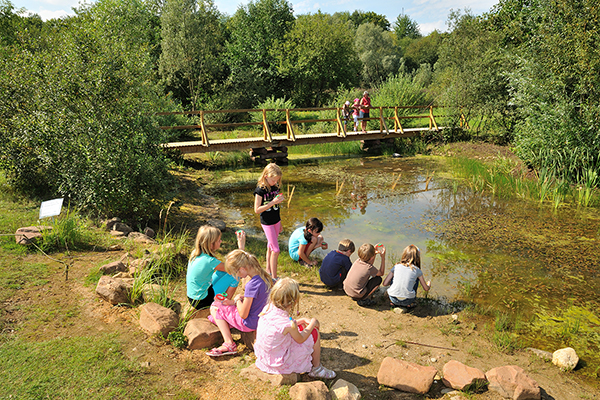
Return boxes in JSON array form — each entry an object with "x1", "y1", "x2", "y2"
[
  {"x1": 110, "y1": 230, "x2": 127, "y2": 238},
  {"x1": 139, "y1": 302, "x2": 179, "y2": 337},
  {"x1": 112, "y1": 272, "x2": 132, "y2": 279},
  {"x1": 95, "y1": 275, "x2": 132, "y2": 305},
  {"x1": 129, "y1": 231, "x2": 156, "y2": 244},
  {"x1": 112, "y1": 222, "x2": 132, "y2": 235},
  {"x1": 526, "y1": 348, "x2": 553, "y2": 361},
  {"x1": 377, "y1": 357, "x2": 437, "y2": 394},
  {"x1": 331, "y1": 379, "x2": 361, "y2": 400},
  {"x1": 442, "y1": 360, "x2": 487, "y2": 391},
  {"x1": 105, "y1": 217, "x2": 122, "y2": 231},
  {"x1": 119, "y1": 252, "x2": 136, "y2": 267},
  {"x1": 393, "y1": 307, "x2": 406, "y2": 314},
  {"x1": 207, "y1": 219, "x2": 226, "y2": 231},
  {"x1": 240, "y1": 363, "x2": 298, "y2": 386},
  {"x1": 486, "y1": 365, "x2": 541, "y2": 400},
  {"x1": 552, "y1": 347, "x2": 579, "y2": 371},
  {"x1": 183, "y1": 319, "x2": 222, "y2": 350},
  {"x1": 15, "y1": 226, "x2": 52, "y2": 245},
  {"x1": 289, "y1": 381, "x2": 330, "y2": 400},
  {"x1": 129, "y1": 258, "x2": 151, "y2": 275},
  {"x1": 99, "y1": 260, "x2": 128, "y2": 275},
  {"x1": 143, "y1": 227, "x2": 156, "y2": 238}
]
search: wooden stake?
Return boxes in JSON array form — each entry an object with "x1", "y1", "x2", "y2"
[
  {"x1": 425, "y1": 171, "x2": 435, "y2": 191},
  {"x1": 336, "y1": 181, "x2": 345, "y2": 196},
  {"x1": 391, "y1": 174, "x2": 401, "y2": 191},
  {"x1": 287, "y1": 185, "x2": 295, "y2": 207}
]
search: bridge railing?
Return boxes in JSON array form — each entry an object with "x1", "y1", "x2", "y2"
[{"x1": 157, "y1": 105, "x2": 442, "y2": 147}]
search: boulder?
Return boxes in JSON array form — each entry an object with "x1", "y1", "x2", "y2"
[
  {"x1": 143, "y1": 227, "x2": 156, "y2": 238},
  {"x1": 110, "y1": 230, "x2": 127, "y2": 238},
  {"x1": 112, "y1": 222, "x2": 132, "y2": 235},
  {"x1": 232, "y1": 329, "x2": 256, "y2": 351},
  {"x1": 289, "y1": 381, "x2": 330, "y2": 400},
  {"x1": 240, "y1": 363, "x2": 298, "y2": 386},
  {"x1": 184, "y1": 319, "x2": 222, "y2": 350},
  {"x1": 486, "y1": 365, "x2": 540, "y2": 400},
  {"x1": 105, "y1": 217, "x2": 122, "y2": 230},
  {"x1": 139, "y1": 302, "x2": 178, "y2": 337},
  {"x1": 331, "y1": 379, "x2": 361, "y2": 400},
  {"x1": 129, "y1": 258, "x2": 151, "y2": 275},
  {"x1": 442, "y1": 360, "x2": 487, "y2": 391},
  {"x1": 129, "y1": 231, "x2": 156, "y2": 244},
  {"x1": 15, "y1": 226, "x2": 52, "y2": 245},
  {"x1": 119, "y1": 252, "x2": 136, "y2": 267},
  {"x1": 95, "y1": 276, "x2": 132, "y2": 305},
  {"x1": 377, "y1": 357, "x2": 437, "y2": 394},
  {"x1": 552, "y1": 347, "x2": 579, "y2": 371},
  {"x1": 99, "y1": 260, "x2": 128, "y2": 275}
]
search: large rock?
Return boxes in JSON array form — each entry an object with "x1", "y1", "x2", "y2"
[
  {"x1": 442, "y1": 360, "x2": 487, "y2": 391},
  {"x1": 486, "y1": 365, "x2": 540, "y2": 400},
  {"x1": 377, "y1": 357, "x2": 437, "y2": 394},
  {"x1": 143, "y1": 227, "x2": 156, "y2": 238},
  {"x1": 240, "y1": 363, "x2": 298, "y2": 386},
  {"x1": 289, "y1": 381, "x2": 330, "y2": 400},
  {"x1": 129, "y1": 231, "x2": 156, "y2": 244},
  {"x1": 112, "y1": 222, "x2": 132, "y2": 235},
  {"x1": 99, "y1": 260, "x2": 128, "y2": 275},
  {"x1": 552, "y1": 347, "x2": 579, "y2": 371},
  {"x1": 139, "y1": 302, "x2": 179, "y2": 337},
  {"x1": 331, "y1": 379, "x2": 361, "y2": 400},
  {"x1": 184, "y1": 319, "x2": 222, "y2": 350},
  {"x1": 95, "y1": 276, "x2": 132, "y2": 305},
  {"x1": 15, "y1": 226, "x2": 52, "y2": 245}
]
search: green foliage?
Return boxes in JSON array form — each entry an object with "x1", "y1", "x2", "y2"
[
  {"x1": 355, "y1": 23, "x2": 401, "y2": 86},
  {"x1": 167, "y1": 330, "x2": 187, "y2": 349},
  {"x1": 393, "y1": 14, "x2": 421, "y2": 40},
  {"x1": 403, "y1": 31, "x2": 442, "y2": 71},
  {"x1": 251, "y1": 96, "x2": 296, "y2": 133},
  {"x1": 39, "y1": 210, "x2": 100, "y2": 253},
  {"x1": 348, "y1": 10, "x2": 390, "y2": 30}
]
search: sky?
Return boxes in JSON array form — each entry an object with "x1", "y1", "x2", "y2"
[{"x1": 14, "y1": 0, "x2": 499, "y2": 35}]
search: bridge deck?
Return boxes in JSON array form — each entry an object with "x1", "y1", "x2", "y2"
[{"x1": 166, "y1": 127, "x2": 436, "y2": 154}]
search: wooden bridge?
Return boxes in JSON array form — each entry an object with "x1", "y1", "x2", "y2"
[{"x1": 160, "y1": 105, "x2": 448, "y2": 161}]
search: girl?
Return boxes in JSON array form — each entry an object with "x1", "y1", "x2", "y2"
[
  {"x1": 352, "y1": 98, "x2": 360, "y2": 132},
  {"x1": 206, "y1": 249, "x2": 273, "y2": 357},
  {"x1": 254, "y1": 163, "x2": 285, "y2": 280},
  {"x1": 254, "y1": 278, "x2": 336, "y2": 379},
  {"x1": 383, "y1": 244, "x2": 431, "y2": 308},
  {"x1": 288, "y1": 217, "x2": 326, "y2": 267},
  {"x1": 187, "y1": 226, "x2": 245, "y2": 310}
]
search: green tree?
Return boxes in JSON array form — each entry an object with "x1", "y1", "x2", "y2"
[
  {"x1": 349, "y1": 10, "x2": 390, "y2": 30},
  {"x1": 274, "y1": 12, "x2": 360, "y2": 106},
  {"x1": 159, "y1": 0, "x2": 226, "y2": 109},
  {"x1": 393, "y1": 14, "x2": 421, "y2": 40},
  {"x1": 403, "y1": 30, "x2": 442, "y2": 71},
  {"x1": 355, "y1": 22, "x2": 401, "y2": 86}
]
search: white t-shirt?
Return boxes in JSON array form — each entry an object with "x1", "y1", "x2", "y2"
[{"x1": 387, "y1": 263, "x2": 423, "y2": 299}]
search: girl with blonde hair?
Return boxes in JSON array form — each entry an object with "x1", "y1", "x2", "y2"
[{"x1": 383, "y1": 244, "x2": 431, "y2": 308}]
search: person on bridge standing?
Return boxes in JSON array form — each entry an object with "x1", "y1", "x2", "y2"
[
  {"x1": 352, "y1": 98, "x2": 360, "y2": 132},
  {"x1": 254, "y1": 163, "x2": 285, "y2": 280},
  {"x1": 359, "y1": 91, "x2": 371, "y2": 133}
]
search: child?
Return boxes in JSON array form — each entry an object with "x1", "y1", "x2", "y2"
[
  {"x1": 319, "y1": 239, "x2": 355, "y2": 289},
  {"x1": 343, "y1": 243, "x2": 386, "y2": 307},
  {"x1": 206, "y1": 249, "x2": 272, "y2": 356},
  {"x1": 288, "y1": 217, "x2": 326, "y2": 267},
  {"x1": 342, "y1": 101, "x2": 352, "y2": 131},
  {"x1": 383, "y1": 244, "x2": 431, "y2": 308},
  {"x1": 359, "y1": 91, "x2": 371, "y2": 133},
  {"x1": 352, "y1": 98, "x2": 360, "y2": 132},
  {"x1": 254, "y1": 163, "x2": 285, "y2": 280},
  {"x1": 186, "y1": 226, "x2": 245, "y2": 310},
  {"x1": 254, "y1": 278, "x2": 336, "y2": 379}
]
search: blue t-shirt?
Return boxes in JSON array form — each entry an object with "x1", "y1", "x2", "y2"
[
  {"x1": 319, "y1": 250, "x2": 352, "y2": 286},
  {"x1": 288, "y1": 227, "x2": 308, "y2": 261},
  {"x1": 243, "y1": 274, "x2": 269, "y2": 330},
  {"x1": 211, "y1": 270, "x2": 239, "y2": 297},
  {"x1": 186, "y1": 253, "x2": 221, "y2": 300}
]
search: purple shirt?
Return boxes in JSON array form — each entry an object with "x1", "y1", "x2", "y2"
[{"x1": 243, "y1": 274, "x2": 269, "y2": 330}]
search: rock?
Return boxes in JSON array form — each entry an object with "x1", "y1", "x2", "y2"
[
  {"x1": 129, "y1": 258, "x2": 151, "y2": 275},
  {"x1": 139, "y1": 302, "x2": 179, "y2": 337},
  {"x1": 207, "y1": 219, "x2": 226, "y2": 231},
  {"x1": 377, "y1": 357, "x2": 437, "y2": 394},
  {"x1": 107, "y1": 244, "x2": 122, "y2": 251},
  {"x1": 15, "y1": 226, "x2": 52, "y2": 245},
  {"x1": 95, "y1": 276, "x2": 132, "y2": 305},
  {"x1": 99, "y1": 260, "x2": 128, "y2": 275},
  {"x1": 331, "y1": 379, "x2": 361, "y2": 400},
  {"x1": 526, "y1": 348, "x2": 553, "y2": 361},
  {"x1": 552, "y1": 347, "x2": 579, "y2": 371},
  {"x1": 240, "y1": 330, "x2": 256, "y2": 351},
  {"x1": 142, "y1": 283, "x2": 163, "y2": 300},
  {"x1": 442, "y1": 360, "x2": 487, "y2": 391},
  {"x1": 105, "y1": 217, "x2": 122, "y2": 230},
  {"x1": 486, "y1": 365, "x2": 540, "y2": 400},
  {"x1": 129, "y1": 231, "x2": 156, "y2": 244},
  {"x1": 393, "y1": 307, "x2": 406, "y2": 314},
  {"x1": 112, "y1": 272, "x2": 132, "y2": 279},
  {"x1": 240, "y1": 363, "x2": 297, "y2": 386},
  {"x1": 110, "y1": 230, "x2": 127, "y2": 238},
  {"x1": 183, "y1": 319, "x2": 222, "y2": 350},
  {"x1": 289, "y1": 381, "x2": 330, "y2": 400},
  {"x1": 143, "y1": 227, "x2": 156, "y2": 238},
  {"x1": 119, "y1": 252, "x2": 136, "y2": 267},
  {"x1": 112, "y1": 222, "x2": 132, "y2": 234}
]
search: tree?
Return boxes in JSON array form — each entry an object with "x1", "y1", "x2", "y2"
[
  {"x1": 159, "y1": 0, "x2": 226, "y2": 109},
  {"x1": 355, "y1": 23, "x2": 401, "y2": 86},
  {"x1": 393, "y1": 14, "x2": 421, "y2": 40},
  {"x1": 403, "y1": 31, "x2": 441, "y2": 71},
  {"x1": 274, "y1": 12, "x2": 360, "y2": 106},
  {"x1": 349, "y1": 10, "x2": 390, "y2": 30}
]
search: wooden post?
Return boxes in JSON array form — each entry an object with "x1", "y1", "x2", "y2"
[
  {"x1": 199, "y1": 110, "x2": 210, "y2": 146},
  {"x1": 262, "y1": 109, "x2": 273, "y2": 142},
  {"x1": 285, "y1": 109, "x2": 296, "y2": 141}
]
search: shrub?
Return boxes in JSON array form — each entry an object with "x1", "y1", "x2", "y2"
[{"x1": 251, "y1": 96, "x2": 296, "y2": 134}]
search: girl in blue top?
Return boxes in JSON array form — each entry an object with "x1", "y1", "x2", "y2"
[
  {"x1": 288, "y1": 218, "x2": 326, "y2": 266},
  {"x1": 186, "y1": 225, "x2": 245, "y2": 310}
]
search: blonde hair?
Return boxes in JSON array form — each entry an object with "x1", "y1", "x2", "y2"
[
  {"x1": 338, "y1": 239, "x2": 355, "y2": 253},
  {"x1": 225, "y1": 249, "x2": 273, "y2": 290},
  {"x1": 357, "y1": 243, "x2": 375, "y2": 262},
  {"x1": 189, "y1": 225, "x2": 221, "y2": 260},
  {"x1": 400, "y1": 244, "x2": 421, "y2": 271},
  {"x1": 268, "y1": 277, "x2": 300, "y2": 316},
  {"x1": 257, "y1": 163, "x2": 282, "y2": 191}
]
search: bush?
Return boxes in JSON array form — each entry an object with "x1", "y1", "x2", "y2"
[{"x1": 251, "y1": 96, "x2": 296, "y2": 134}]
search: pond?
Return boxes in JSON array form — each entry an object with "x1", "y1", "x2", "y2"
[{"x1": 212, "y1": 155, "x2": 600, "y2": 373}]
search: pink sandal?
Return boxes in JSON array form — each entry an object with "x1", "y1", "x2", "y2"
[{"x1": 206, "y1": 342, "x2": 237, "y2": 357}]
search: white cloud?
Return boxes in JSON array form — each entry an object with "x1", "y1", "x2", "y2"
[
  {"x1": 419, "y1": 20, "x2": 447, "y2": 35},
  {"x1": 36, "y1": 8, "x2": 76, "y2": 20}
]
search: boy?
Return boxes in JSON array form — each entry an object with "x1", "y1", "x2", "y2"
[
  {"x1": 319, "y1": 239, "x2": 355, "y2": 289},
  {"x1": 343, "y1": 243, "x2": 386, "y2": 307}
]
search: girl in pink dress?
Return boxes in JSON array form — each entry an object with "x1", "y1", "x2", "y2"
[{"x1": 254, "y1": 278, "x2": 336, "y2": 379}]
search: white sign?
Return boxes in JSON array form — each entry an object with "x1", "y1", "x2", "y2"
[{"x1": 39, "y1": 198, "x2": 64, "y2": 219}]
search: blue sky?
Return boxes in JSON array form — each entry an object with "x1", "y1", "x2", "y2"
[{"x1": 14, "y1": 0, "x2": 498, "y2": 35}]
